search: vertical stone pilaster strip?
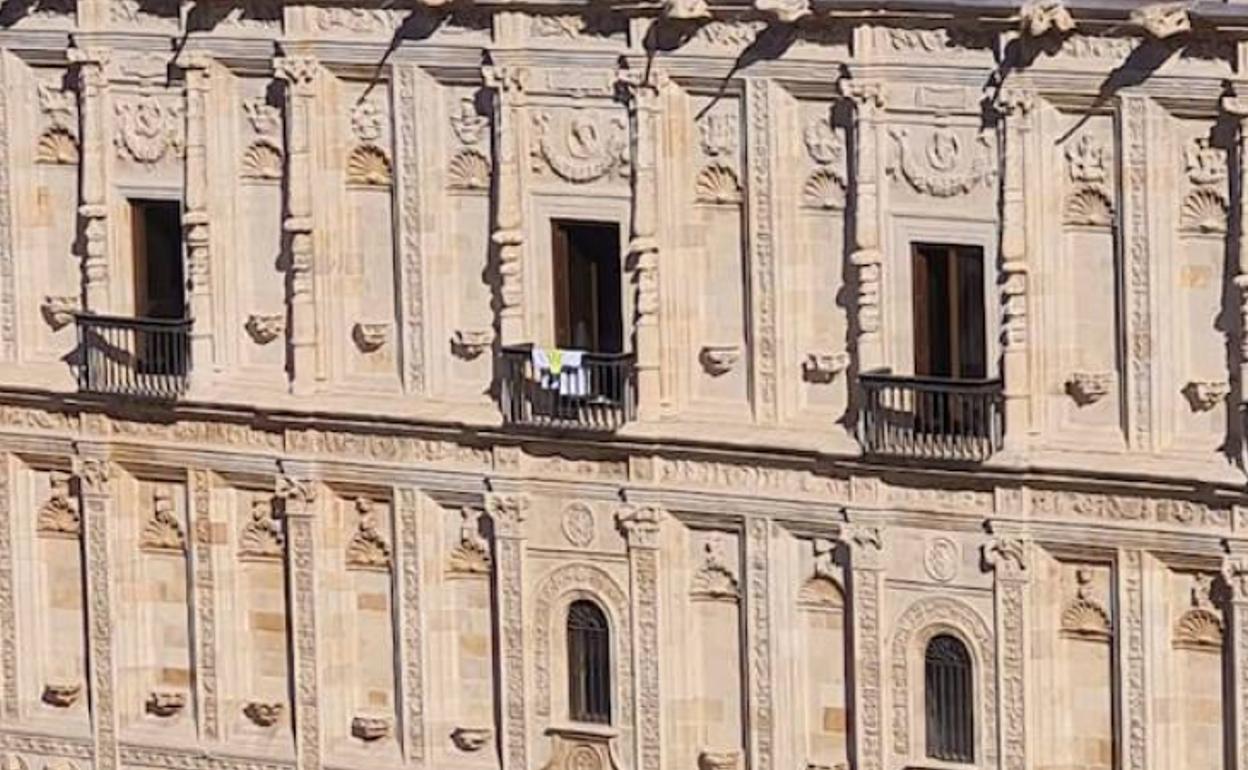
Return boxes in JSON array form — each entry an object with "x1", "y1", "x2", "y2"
[
  {"x1": 984, "y1": 535, "x2": 1029, "y2": 770},
  {"x1": 745, "y1": 518, "x2": 775, "y2": 770},
  {"x1": 487, "y1": 493, "x2": 530, "y2": 770},
  {"x1": 69, "y1": 48, "x2": 110, "y2": 313},
  {"x1": 617, "y1": 505, "x2": 663, "y2": 770},
  {"x1": 839, "y1": 82, "x2": 885, "y2": 371},
  {"x1": 395, "y1": 65, "x2": 426, "y2": 395},
  {"x1": 1117, "y1": 548, "x2": 1148, "y2": 770},
  {"x1": 0, "y1": 455, "x2": 15, "y2": 720},
  {"x1": 275, "y1": 57, "x2": 320, "y2": 396},
  {"x1": 842, "y1": 523, "x2": 885, "y2": 770},
  {"x1": 76, "y1": 456, "x2": 117, "y2": 770},
  {"x1": 997, "y1": 91, "x2": 1034, "y2": 450},
  {"x1": 483, "y1": 66, "x2": 529, "y2": 346},
  {"x1": 745, "y1": 79, "x2": 778, "y2": 422},
  {"x1": 1222, "y1": 548, "x2": 1248, "y2": 770},
  {"x1": 617, "y1": 67, "x2": 664, "y2": 420},
  {"x1": 1119, "y1": 95, "x2": 1155, "y2": 451},
  {"x1": 189, "y1": 468, "x2": 219, "y2": 739},
  {"x1": 182, "y1": 55, "x2": 215, "y2": 384},
  {"x1": 0, "y1": 53, "x2": 14, "y2": 361},
  {"x1": 1221, "y1": 94, "x2": 1248, "y2": 435},
  {"x1": 395, "y1": 486, "x2": 426, "y2": 762},
  {"x1": 278, "y1": 476, "x2": 321, "y2": 770}
]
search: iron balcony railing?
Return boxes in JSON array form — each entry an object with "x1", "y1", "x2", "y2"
[
  {"x1": 857, "y1": 369, "x2": 1004, "y2": 462},
  {"x1": 499, "y1": 344, "x2": 636, "y2": 431},
  {"x1": 76, "y1": 313, "x2": 192, "y2": 399}
]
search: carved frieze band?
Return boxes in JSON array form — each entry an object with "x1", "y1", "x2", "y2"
[{"x1": 395, "y1": 487, "x2": 426, "y2": 762}]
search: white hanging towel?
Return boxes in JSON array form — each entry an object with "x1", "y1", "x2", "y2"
[
  {"x1": 531, "y1": 347, "x2": 557, "y2": 389},
  {"x1": 558, "y1": 350, "x2": 587, "y2": 396}
]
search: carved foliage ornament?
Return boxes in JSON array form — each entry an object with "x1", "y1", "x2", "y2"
[
  {"x1": 1018, "y1": 0, "x2": 1075, "y2": 37},
  {"x1": 888, "y1": 127, "x2": 996, "y2": 198},
  {"x1": 531, "y1": 110, "x2": 628, "y2": 184}
]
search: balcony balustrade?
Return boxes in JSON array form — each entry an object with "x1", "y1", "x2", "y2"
[
  {"x1": 857, "y1": 370, "x2": 1004, "y2": 462},
  {"x1": 76, "y1": 313, "x2": 191, "y2": 400},
  {"x1": 499, "y1": 344, "x2": 636, "y2": 431}
]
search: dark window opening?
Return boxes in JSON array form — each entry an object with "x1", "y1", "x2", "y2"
[
  {"x1": 567, "y1": 599, "x2": 611, "y2": 724},
  {"x1": 925, "y1": 634, "x2": 974, "y2": 763},
  {"x1": 132, "y1": 199, "x2": 185, "y2": 320},
  {"x1": 912, "y1": 244, "x2": 986, "y2": 379},
  {"x1": 552, "y1": 221, "x2": 623, "y2": 354}
]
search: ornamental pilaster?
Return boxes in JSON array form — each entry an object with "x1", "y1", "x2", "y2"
[
  {"x1": 839, "y1": 81, "x2": 886, "y2": 371},
  {"x1": 486, "y1": 492, "x2": 530, "y2": 770},
  {"x1": 276, "y1": 56, "x2": 321, "y2": 395},
  {"x1": 1115, "y1": 548, "x2": 1150, "y2": 770},
  {"x1": 277, "y1": 473, "x2": 321, "y2": 770},
  {"x1": 180, "y1": 54, "x2": 215, "y2": 386},
  {"x1": 744, "y1": 517, "x2": 775, "y2": 770},
  {"x1": 74, "y1": 454, "x2": 118, "y2": 770},
  {"x1": 840, "y1": 521, "x2": 885, "y2": 770},
  {"x1": 1223, "y1": 544, "x2": 1248, "y2": 770},
  {"x1": 69, "y1": 48, "x2": 111, "y2": 313},
  {"x1": 983, "y1": 533, "x2": 1029, "y2": 770},
  {"x1": 483, "y1": 65, "x2": 529, "y2": 346},
  {"x1": 394, "y1": 486, "x2": 427, "y2": 762},
  {"x1": 997, "y1": 90, "x2": 1035, "y2": 452},
  {"x1": 1222, "y1": 93, "x2": 1248, "y2": 444},
  {"x1": 187, "y1": 468, "x2": 220, "y2": 739},
  {"x1": 617, "y1": 67, "x2": 665, "y2": 420},
  {"x1": 617, "y1": 504, "x2": 663, "y2": 770},
  {"x1": 1117, "y1": 95, "x2": 1156, "y2": 452}
]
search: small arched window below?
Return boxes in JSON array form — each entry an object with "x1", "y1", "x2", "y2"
[
  {"x1": 567, "y1": 599, "x2": 611, "y2": 724},
  {"x1": 925, "y1": 634, "x2": 974, "y2": 763}
]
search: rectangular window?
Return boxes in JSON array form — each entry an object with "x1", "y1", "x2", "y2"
[
  {"x1": 131, "y1": 199, "x2": 185, "y2": 320},
  {"x1": 911, "y1": 243, "x2": 986, "y2": 379},
  {"x1": 551, "y1": 220, "x2": 623, "y2": 354}
]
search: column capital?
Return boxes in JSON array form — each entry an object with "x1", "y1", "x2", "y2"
[
  {"x1": 72, "y1": 456, "x2": 112, "y2": 497},
  {"x1": 983, "y1": 535, "x2": 1029, "y2": 581},
  {"x1": 68, "y1": 47, "x2": 109, "y2": 89},
  {"x1": 176, "y1": 51, "x2": 214, "y2": 74},
  {"x1": 839, "y1": 79, "x2": 885, "y2": 113},
  {"x1": 616, "y1": 504, "x2": 664, "y2": 549},
  {"x1": 841, "y1": 523, "x2": 885, "y2": 569},
  {"x1": 275, "y1": 55, "x2": 320, "y2": 96},
  {"x1": 487, "y1": 493, "x2": 531, "y2": 538},
  {"x1": 616, "y1": 64, "x2": 667, "y2": 101},
  {"x1": 1224, "y1": 93, "x2": 1248, "y2": 121},
  {"x1": 482, "y1": 63, "x2": 529, "y2": 96},
  {"x1": 1222, "y1": 543, "x2": 1248, "y2": 602},
  {"x1": 996, "y1": 87, "x2": 1036, "y2": 119},
  {"x1": 276, "y1": 475, "x2": 317, "y2": 517}
]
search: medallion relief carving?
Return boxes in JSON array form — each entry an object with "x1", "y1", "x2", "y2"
[
  {"x1": 530, "y1": 110, "x2": 629, "y2": 184},
  {"x1": 887, "y1": 126, "x2": 996, "y2": 197},
  {"x1": 560, "y1": 503, "x2": 595, "y2": 548},
  {"x1": 922, "y1": 537, "x2": 959, "y2": 583},
  {"x1": 114, "y1": 95, "x2": 184, "y2": 164}
]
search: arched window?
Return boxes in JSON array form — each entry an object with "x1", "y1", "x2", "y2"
[
  {"x1": 925, "y1": 634, "x2": 974, "y2": 763},
  {"x1": 567, "y1": 600, "x2": 611, "y2": 723}
]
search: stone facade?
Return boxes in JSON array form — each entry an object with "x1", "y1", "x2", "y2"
[{"x1": 0, "y1": 2, "x2": 1245, "y2": 770}]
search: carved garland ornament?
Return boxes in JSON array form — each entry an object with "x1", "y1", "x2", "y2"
[
  {"x1": 889, "y1": 596, "x2": 997, "y2": 764},
  {"x1": 532, "y1": 562, "x2": 633, "y2": 724},
  {"x1": 888, "y1": 127, "x2": 996, "y2": 197}
]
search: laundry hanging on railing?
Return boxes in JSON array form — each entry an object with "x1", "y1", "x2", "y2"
[{"x1": 531, "y1": 347, "x2": 588, "y2": 396}]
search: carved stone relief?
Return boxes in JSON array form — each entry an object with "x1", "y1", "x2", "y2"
[
  {"x1": 690, "y1": 533, "x2": 739, "y2": 600},
  {"x1": 530, "y1": 109, "x2": 628, "y2": 184},
  {"x1": 1180, "y1": 136, "x2": 1228, "y2": 235},
  {"x1": 1173, "y1": 573, "x2": 1223, "y2": 650},
  {"x1": 887, "y1": 126, "x2": 996, "y2": 197},
  {"x1": 1060, "y1": 566, "x2": 1112, "y2": 640},
  {"x1": 797, "y1": 537, "x2": 843, "y2": 607},
  {"x1": 36, "y1": 471, "x2": 78, "y2": 538},
  {"x1": 560, "y1": 502, "x2": 595, "y2": 548},
  {"x1": 240, "y1": 97, "x2": 283, "y2": 182},
  {"x1": 35, "y1": 80, "x2": 78, "y2": 165},
  {"x1": 1063, "y1": 132, "x2": 1115, "y2": 228},
  {"x1": 238, "y1": 496, "x2": 283, "y2": 560},
  {"x1": 345, "y1": 497, "x2": 391, "y2": 571},
  {"x1": 347, "y1": 99, "x2": 393, "y2": 188},
  {"x1": 139, "y1": 485, "x2": 185, "y2": 553},
  {"x1": 800, "y1": 113, "x2": 846, "y2": 210},
  {"x1": 114, "y1": 94, "x2": 184, "y2": 165},
  {"x1": 447, "y1": 507, "x2": 490, "y2": 575}
]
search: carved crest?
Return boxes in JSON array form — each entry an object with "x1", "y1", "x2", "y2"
[
  {"x1": 346, "y1": 497, "x2": 391, "y2": 571},
  {"x1": 531, "y1": 110, "x2": 628, "y2": 184},
  {"x1": 114, "y1": 95, "x2": 183, "y2": 164},
  {"x1": 37, "y1": 471, "x2": 79, "y2": 538},
  {"x1": 140, "y1": 485, "x2": 186, "y2": 553},
  {"x1": 239, "y1": 496, "x2": 283, "y2": 560},
  {"x1": 888, "y1": 127, "x2": 996, "y2": 197},
  {"x1": 448, "y1": 507, "x2": 490, "y2": 575},
  {"x1": 690, "y1": 534, "x2": 739, "y2": 600}
]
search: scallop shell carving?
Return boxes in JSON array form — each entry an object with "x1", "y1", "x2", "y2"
[
  {"x1": 801, "y1": 168, "x2": 845, "y2": 210},
  {"x1": 1180, "y1": 188, "x2": 1228, "y2": 234},
  {"x1": 346, "y1": 144, "x2": 393, "y2": 187},
  {"x1": 1060, "y1": 598, "x2": 1112, "y2": 640},
  {"x1": 695, "y1": 164, "x2": 742, "y2": 205},
  {"x1": 36, "y1": 128, "x2": 78, "y2": 165},
  {"x1": 241, "y1": 140, "x2": 282, "y2": 181},
  {"x1": 1173, "y1": 607, "x2": 1223, "y2": 650},
  {"x1": 448, "y1": 149, "x2": 490, "y2": 191},
  {"x1": 1064, "y1": 186, "x2": 1114, "y2": 227}
]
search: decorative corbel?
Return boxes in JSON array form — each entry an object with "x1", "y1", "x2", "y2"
[
  {"x1": 1017, "y1": 0, "x2": 1075, "y2": 37},
  {"x1": 1130, "y1": 2, "x2": 1191, "y2": 39}
]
